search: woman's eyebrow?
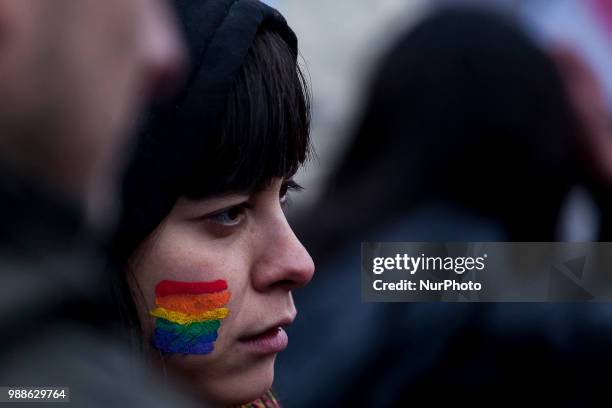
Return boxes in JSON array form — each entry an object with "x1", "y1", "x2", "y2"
[
  {"x1": 213, "y1": 177, "x2": 296, "y2": 197},
  {"x1": 182, "y1": 192, "x2": 251, "y2": 210}
]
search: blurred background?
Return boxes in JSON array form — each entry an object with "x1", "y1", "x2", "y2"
[{"x1": 274, "y1": 0, "x2": 612, "y2": 212}]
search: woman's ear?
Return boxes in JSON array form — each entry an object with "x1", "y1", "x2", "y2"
[{"x1": 549, "y1": 44, "x2": 612, "y2": 183}]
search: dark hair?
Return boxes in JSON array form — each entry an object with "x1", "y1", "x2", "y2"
[
  {"x1": 183, "y1": 29, "x2": 311, "y2": 199},
  {"x1": 112, "y1": 27, "x2": 311, "y2": 342}
]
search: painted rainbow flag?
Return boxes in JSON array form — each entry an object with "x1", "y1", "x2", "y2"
[{"x1": 150, "y1": 279, "x2": 230, "y2": 355}]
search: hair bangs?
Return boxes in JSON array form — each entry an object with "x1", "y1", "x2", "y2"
[{"x1": 183, "y1": 28, "x2": 311, "y2": 198}]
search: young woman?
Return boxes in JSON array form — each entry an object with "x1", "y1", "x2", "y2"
[{"x1": 111, "y1": 1, "x2": 314, "y2": 406}]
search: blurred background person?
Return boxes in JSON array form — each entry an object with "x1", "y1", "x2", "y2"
[
  {"x1": 0, "y1": 0, "x2": 191, "y2": 406},
  {"x1": 437, "y1": 0, "x2": 612, "y2": 242},
  {"x1": 276, "y1": 0, "x2": 612, "y2": 225},
  {"x1": 276, "y1": 4, "x2": 612, "y2": 406}
]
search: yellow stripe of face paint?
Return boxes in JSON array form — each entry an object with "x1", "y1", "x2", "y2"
[{"x1": 150, "y1": 307, "x2": 229, "y2": 324}]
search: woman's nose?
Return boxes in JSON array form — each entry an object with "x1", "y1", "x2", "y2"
[{"x1": 251, "y1": 215, "x2": 315, "y2": 292}]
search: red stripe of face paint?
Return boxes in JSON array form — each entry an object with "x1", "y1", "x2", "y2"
[{"x1": 155, "y1": 279, "x2": 228, "y2": 297}]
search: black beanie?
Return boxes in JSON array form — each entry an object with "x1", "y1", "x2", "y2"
[{"x1": 113, "y1": 0, "x2": 298, "y2": 262}]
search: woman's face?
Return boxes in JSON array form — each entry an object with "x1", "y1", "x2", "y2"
[{"x1": 128, "y1": 177, "x2": 314, "y2": 405}]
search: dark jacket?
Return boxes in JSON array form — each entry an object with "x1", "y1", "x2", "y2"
[{"x1": 0, "y1": 166, "x2": 194, "y2": 407}]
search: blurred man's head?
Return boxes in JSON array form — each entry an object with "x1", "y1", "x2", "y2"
[{"x1": 0, "y1": 0, "x2": 185, "y2": 231}]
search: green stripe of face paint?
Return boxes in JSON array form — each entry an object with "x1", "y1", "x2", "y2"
[{"x1": 156, "y1": 318, "x2": 221, "y2": 336}]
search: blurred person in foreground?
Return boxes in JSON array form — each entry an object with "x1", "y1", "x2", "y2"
[
  {"x1": 0, "y1": 0, "x2": 190, "y2": 406},
  {"x1": 277, "y1": 6, "x2": 612, "y2": 407}
]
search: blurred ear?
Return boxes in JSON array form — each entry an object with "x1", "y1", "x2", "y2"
[{"x1": 549, "y1": 44, "x2": 612, "y2": 183}]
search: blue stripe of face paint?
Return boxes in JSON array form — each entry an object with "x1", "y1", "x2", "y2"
[
  {"x1": 155, "y1": 339, "x2": 215, "y2": 355},
  {"x1": 153, "y1": 327, "x2": 218, "y2": 355}
]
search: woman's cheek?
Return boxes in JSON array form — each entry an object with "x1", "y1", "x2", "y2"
[
  {"x1": 134, "y1": 225, "x2": 252, "y2": 357},
  {"x1": 148, "y1": 279, "x2": 232, "y2": 355}
]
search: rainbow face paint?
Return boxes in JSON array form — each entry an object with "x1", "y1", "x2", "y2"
[{"x1": 150, "y1": 279, "x2": 230, "y2": 355}]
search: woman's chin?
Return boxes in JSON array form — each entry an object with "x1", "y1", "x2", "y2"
[{"x1": 191, "y1": 356, "x2": 276, "y2": 406}]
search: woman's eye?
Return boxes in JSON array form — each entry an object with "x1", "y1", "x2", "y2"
[
  {"x1": 280, "y1": 190, "x2": 290, "y2": 205},
  {"x1": 207, "y1": 205, "x2": 245, "y2": 226},
  {"x1": 280, "y1": 179, "x2": 303, "y2": 206}
]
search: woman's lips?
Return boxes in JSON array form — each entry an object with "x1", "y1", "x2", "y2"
[{"x1": 238, "y1": 326, "x2": 288, "y2": 354}]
